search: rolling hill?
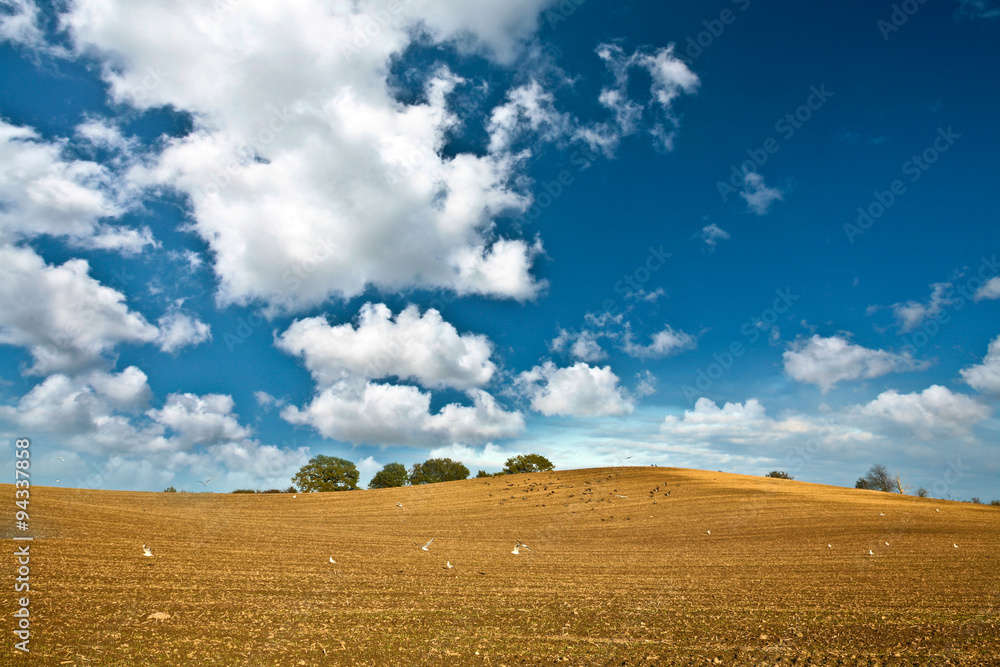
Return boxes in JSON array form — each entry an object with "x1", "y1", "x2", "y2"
[{"x1": 3, "y1": 467, "x2": 998, "y2": 665}]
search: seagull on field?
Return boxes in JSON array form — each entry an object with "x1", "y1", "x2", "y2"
[
  {"x1": 197, "y1": 478, "x2": 212, "y2": 486},
  {"x1": 512, "y1": 541, "x2": 531, "y2": 555},
  {"x1": 885, "y1": 541, "x2": 890, "y2": 546},
  {"x1": 868, "y1": 550, "x2": 874, "y2": 555},
  {"x1": 827, "y1": 544, "x2": 832, "y2": 548},
  {"x1": 329, "y1": 557, "x2": 336, "y2": 564},
  {"x1": 706, "y1": 530, "x2": 711, "y2": 535},
  {"x1": 412, "y1": 538, "x2": 434, "y2": 551},
  {"x1": 935, "y1": 509, "x2": 940, "y2": 512},
  {"x1": 396, "y1": 502, "x2": 403, "y2": 508},
  {"x1": 142, "y1": 545, "x2": 154, "y2": 557},
  {"x1": 953, "y1": 544, "x2": 958, "y2": 548},
  {"x1": 445, "y1": 561, "x2": 454, "y2": 569}
]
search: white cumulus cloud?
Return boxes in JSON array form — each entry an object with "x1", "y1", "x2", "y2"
[
  {"x1": 517, "y1": 361, "x2": 633, "y2": 417},
  {"x1": 960, "y1": 335, "x2": 1000, "y2": 394},
  {"x1": 854, "y1": 385, "x2": 990, "y2": 438},
  {"x1": 783, "y1": 334, "x2": 928, "y2": 392},
  {"x1": 276, "y1": 303, "x2": 496, "y2": 391}
]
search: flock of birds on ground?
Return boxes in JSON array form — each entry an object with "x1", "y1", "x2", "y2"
[{"x1": 139, "y1": 474, "x2": 964, "y2": 565}]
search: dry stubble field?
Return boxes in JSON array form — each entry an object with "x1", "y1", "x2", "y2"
[{"x1": 2, "y1": 467, "x2": 999, "y2": 666}]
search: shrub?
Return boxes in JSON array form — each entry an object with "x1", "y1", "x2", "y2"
[
  {"x1": 261, "y1": 488, "x2": 283, "y2": 493},
  {"x1": 284, "y1": 486, "x2": 297, "y2": 493},
  {"x1": 765, "y1": 471, "x2": 793, "y2": 480},
  {"x1": 916, "y1": 487, "x2": 929, "y2": 498},
  {"x1": 990, "y1": 499, "x2": 1000, "y2": 507},
  {"x1": 231, "y1": 489, "x2": 257, "y2": 494},
  {"x1": 163, "y1": 486, "x2": 177, "y2": 493},
  {"x1": 970, "y1": 497, "x2": 982, "y2": 504}
]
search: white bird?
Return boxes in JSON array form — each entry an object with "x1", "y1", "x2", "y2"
[
  {"x1": 878, "y1": 513, "x2": 885, "y2": 516},
  {"x1": 56, "y1": 456, "x2": 65, "y2": 461},
  {"x1": 197, "y1": 478, "x2": 212, "y2": 486},
  {"x1": 445, "y1": 561, "x2": 454, "y2": 569},
  {"x1": 512, "y1": 540, "x2": 531, "y2": 555},
  {"x1": 396, "y1": 502, "x2": 403, "y2": 508},
  {"x1": 868, "y1": 550, "x2": 874, "y2": 555},
  {"x1": 292, "y1": 495, "x2": 297, "y2": 498},
  {"x1": 706, "y1": 530, "x2": 711, "y2": 535},
  {"x1": 953, "y1": 544, "x2": 958, "y2": 548},
  {"x1": 411, "y1": 538, "x2": 434, "y2": 551},
  {"x1": 827, "y1": 544, "x2": 832, "y2": 548},
  {"x1": 935, "y1": 509, "x2": 940, "y2": 512},
  {"x1": 885, "y1": 541, "x2": 890, "y2": 546},
  {"x1": 329, "y1": 557, "x2": 336, "y2": 564},
  {"x1": 142, "y1": 545, "x2": 153, "y2": 557}
]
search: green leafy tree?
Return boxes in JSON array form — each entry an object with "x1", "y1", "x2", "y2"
[
  {"x1": 163, "y1": 486, "x2": 177, "y2": 493},
  {"x1": 292, "y1": 455, "x2": 359, "y2": 492},
  {"x1": 409, "y1": 458, "x2": 469, "y2": 485},
  {"x1": 765, "y1": 470, "x2": 793, "y2": 480},
  {"x1": 476, "y1": 470, "x2": 493, "y2": 478},
  {"x1": 502, "y1": 454, "x2": 555, "y2": 475},
  {"x1": 369, "y1": 462, "x2": 408, "y2": 489}
]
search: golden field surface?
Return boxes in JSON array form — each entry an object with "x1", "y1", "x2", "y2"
[{"x1": 3, "y1": 467, "x2": 999, "y2": 666}]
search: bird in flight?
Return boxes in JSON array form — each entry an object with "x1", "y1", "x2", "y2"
[
  {"x1": 512, "y1": 541, "x2": 531, "y2": 555},
  {"x1": 56, "y1": 456, "x2": 65, "y2": 461},
  {"x1": 197, "y1": 478, "x2": 213, "y2": 486},
  {"x1": 412, "y1": 538, "x2": 434, "y2": 551},
  {"x1": 142, "y1": 545, "x2": 154, "y2": 557}
]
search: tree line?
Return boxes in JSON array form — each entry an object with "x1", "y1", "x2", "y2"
[{"x1": 288, "y1": 453, "x2": 555, "y2": 493}]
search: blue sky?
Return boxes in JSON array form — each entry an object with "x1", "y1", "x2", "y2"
[{"x1": 1, "y1": 0, "x2": 998, "y2": 498}]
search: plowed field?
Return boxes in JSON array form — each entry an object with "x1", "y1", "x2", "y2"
[{"x1": 3, "y1": 467, "x2": 998, "y2": 665}]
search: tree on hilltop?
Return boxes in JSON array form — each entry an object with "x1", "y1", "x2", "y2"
[
  {"x1": 502, "y1": 454, "x2": 555, "y2": 475},
  {"x1": 369, "y1": 462, "x2": 408, "y2": 489},
  {"x1": 409, "y1": 458, "x2": 469, "y2": 485},
  {"x1": 292, "y1": 455, "x2": 359, "y2": 492},
  {"x1": 855, "y1": 464, "x2": 898, "y2": 493}
]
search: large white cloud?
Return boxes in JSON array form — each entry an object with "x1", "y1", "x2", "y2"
[
  {"x1": 50, "y1": 0, "x2": 574, "y2": 312},
  {"x1": 0, "y1": 244, "x2": 159, "y2": 374},
  {"x1": 853, "y1": 385, "x2": 991, "y2": 438},
  {"x1": 960, "y1": 335, "x2": 1000, "y2": 394},
  {"x1": 0, "y1": 119, "x2": 152, "y2": 251},
  {"x1": 276, "y1": 303, "x2": 496, "y2": 390},
  {"x1": 0, "y1": 245, "x2": 210, "y2": 373},
  {"x1": 517, "y1": 361, "x2": 633, "y2": 417},
  {"x1": 783, "y1": 334, "x2": 927, "y2": 392},
  {"x1": 280, "y1": 379, "x2": 523, "y2": 446}
]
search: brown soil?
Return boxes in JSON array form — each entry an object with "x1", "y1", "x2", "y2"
[{"x1": 3, "y1": 467, "x2": 998, "y2": 665}]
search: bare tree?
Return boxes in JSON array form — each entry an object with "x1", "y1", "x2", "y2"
[{"x1": 856, "y1": 464, "x2": 899, "y2": 493}]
